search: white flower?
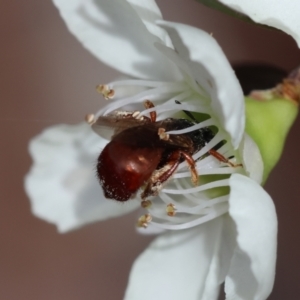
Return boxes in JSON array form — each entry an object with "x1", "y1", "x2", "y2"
[
  {"x1": 218, "y1": 0, "x2": 300, "y2": 47},
  {"x1": 25, "y1": 1, "x2": 277, "y2": 299}
]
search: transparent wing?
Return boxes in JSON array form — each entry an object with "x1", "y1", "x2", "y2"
[{"x1": 92, "y1": 112, "x2": 151, "y2": 140}]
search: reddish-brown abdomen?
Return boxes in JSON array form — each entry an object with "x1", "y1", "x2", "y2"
[{"x1": 97, "y1": 140, "x2": 163, "y2": 201}]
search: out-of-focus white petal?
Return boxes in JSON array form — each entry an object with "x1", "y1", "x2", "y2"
[
  {"x1": 239, "y1": 134, "x2": 263, "y2": 184},
  {"x1": 125, "y1": 218, "x2": 224, "y2": 300},
  {"x1": 219, "y1": 0, "x2": 300, "y2": 48},
  {"x1": 25, "y1": 123, "x2": 139, "y2": 232},
  {"x1": 52, "y1": 0, "x2": 180, "y2": 80},
  {"x1": 225, "y1": 174, "x2": 277, "y2": 300},
  {"x1": 157, "y1": 21, "x2": 245, "y2": 149}
]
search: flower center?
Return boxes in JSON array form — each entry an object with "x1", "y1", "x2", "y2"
[{"x1": 93, "y1": 79, "x2": 244, "y2": 230}]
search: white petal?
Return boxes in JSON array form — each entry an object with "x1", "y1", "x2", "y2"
[
  {"x1": 225, "y1": 174, "x2": 277, "y2": 300},
  {"x1": 239, "y1": 134, "x2": 263, "y2": 184},
  {"x1": 52, "y1": 0, "x2": 180, "y2": 80},
  {"x1": 219, "y1": 0, "x2": 300, "y2": 48},
  {"x1": 125, "y1": 218, "x2": 224, "y2": 300},
  {"x1": 25, "y1": 123, "x2": 139, "y2": 232},
  {"x1": 157, "y1": 21, "x2": 245, "y2": 149},
  {"x1": 201, "y1": 216, "x2": 236, "y2": 300},
  {"x1": 127, "y1": 0, "x2": 173, "y2": 47}
]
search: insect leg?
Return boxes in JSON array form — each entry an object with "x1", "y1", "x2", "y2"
[
  {"x1": 141, "y1": 150, "x2": 181, "y2": 200},
  {"x1": 141, "y1": 150, "x2": 198, "y2": 200},
  {"x1": 144, "y1": 100, "x2": 156, "y2": 122},
  {"x1": 208, "y1": 149, "x2": 242, "y2": 167},
  {"x1": 179, "y1": 151, "x2": 199, "y2": 186}
]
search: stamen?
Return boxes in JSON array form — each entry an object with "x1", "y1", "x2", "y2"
[
  {"x1": 174, "y1": 167, "x2": 240, "y2": 178},
  {"x1": 158, "y1": 128, "x2": 169, "y2": 140},
  {"x1": 166, "y1": 118, "x2": 215, "y2": 135},
  {"x1": 137, "y1": 214, "x2": 152, "y2": 228},
  {"x1": 108, "y1": 79, "x2": 186, "y2": 88},
  {"x1": 163, "y1": 179, "x2": 230, "y2": 194},
  {"x1": 173, "y1": 179, "x2": 206, "y2": 203},
  {"x1": 140, "y1": 103, "x2": 211, "y2": 117},
  {"x1": 132, "y1": 111, "x2": 140, "y2": 118},
  {"x1": 192, "y1": 132, "x2": 224, "y2": 161},
  {"x1": 97, "y1": 83, "x2": 191, "y2": 116},
  {"x1": 85, "y1": 113, "x2": 95, "y2": 125},
  {"x1": 141, "y1": 200, "x2": 152, "y2": 208},
  {"x1": 96, "y1": 84, "x2": 115, "y2": 99},
  {"x1": 150, "y1": 203, "x2": 229, "y2": 230},
  {"x1": 164, "y1": 90, "x2": 193, "y2": 103},
  {"x1": 173, "y1": 196, "x2": 228, "y2": 214},
  {"x1": 166, "y1": 203, "x2": 177, "y2": 216}
]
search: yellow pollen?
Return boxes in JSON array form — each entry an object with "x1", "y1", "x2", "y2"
[
  {"x1": 96, "y1": 84, "x2": 115, "y2": 100},
  {"x1": 85, "y1": 113, "x2": 95, "y2": 125},
  {"x1": 137, "y1": 214, "x2": 152, "y2": 228},
  {"x1": 166, "y1": 203, "x2": 176, "y2": 216}
]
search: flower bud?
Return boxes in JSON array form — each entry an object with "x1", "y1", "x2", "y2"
[{"x1": 245, "y1": 67, "x2": 300, "y2": 183}]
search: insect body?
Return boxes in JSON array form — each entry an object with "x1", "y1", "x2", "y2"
[{"x1": 93, "y1": 101, "x2": 231, "y2": 202}]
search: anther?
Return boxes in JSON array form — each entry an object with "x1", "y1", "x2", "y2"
[
  {"x1": 166, "y1": 203, "x2": 176, "y2": 216},
  {"x1": 141, "y1": 200, "x2": 152, "y2": 208},
  {"x1": 85, "y1": 114, "x2": 95, "y2": 125},
  {"x1": 96, "y1": 84, "x2": 115, "y2": 100},
  {"x1": 137, "y1": 214, "x2": 152, "y2": 228},
  {"x1": 158, "y1": 128, "x2": 169, "y2": 140},
  {"x1": 132, "y1": 111, "x2": 140, "y2": 119},
  {"x1": 144, "y1": 100, "x2": 156, "y2": 122}
]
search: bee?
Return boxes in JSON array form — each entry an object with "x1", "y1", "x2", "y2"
[{"x1": 92, "y1": 100, "x2": 233, "y2": 202}]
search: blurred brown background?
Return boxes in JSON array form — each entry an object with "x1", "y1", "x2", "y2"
[{"x1": 1, "y1": 0, "x2": 300, "y2": 299}]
